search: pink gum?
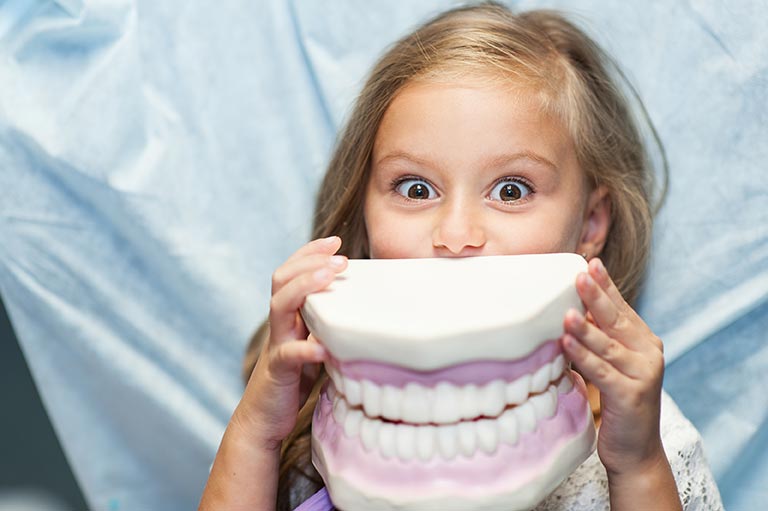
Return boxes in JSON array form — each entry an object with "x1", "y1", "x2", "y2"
[{"x1": 326, "y1": 340, "x2": 561, "y2": 387}]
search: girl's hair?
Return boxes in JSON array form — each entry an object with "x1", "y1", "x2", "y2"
[{"x1": 244, "y1": 3, "x2": 667, "y2": 509}]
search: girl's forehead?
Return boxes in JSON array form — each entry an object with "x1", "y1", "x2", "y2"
[
  {"x1": 377, "y1": 77, "x2": 564, "y2": 138},
  {"x1": 372, "y1": 79, "x2": 576, "y2": 172}
]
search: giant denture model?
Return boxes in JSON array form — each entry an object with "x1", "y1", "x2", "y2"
[{"x1": 301, "y1": 254, "x2": 596, "y2": 511}]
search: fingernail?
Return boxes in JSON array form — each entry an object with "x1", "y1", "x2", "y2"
[
  {"x1": 322, "y1": 235, "x2": 339, "y2": 244},
  {"x1": 314, "y1": 268, "x2": 332, "y2": 281},
  {"x1": 562, "y1": 334, "x2": 580, "y2": 351},
  {"x1": 329, "y1": 255, "x2": 346, "y2": 267},
  {"x1": 596, "y1": 259, "x2": 606, "y2": 276},
  {"x1": 567, "y1": 308, "x2": 584, "y2": 325}
]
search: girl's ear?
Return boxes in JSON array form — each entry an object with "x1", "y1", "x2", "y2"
[{"x1": 577, "y1": 185, "x2": 611, "y2": 259}]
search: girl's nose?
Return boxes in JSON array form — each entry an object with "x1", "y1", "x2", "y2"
[{"x1": 432, "y1": 202, "x2": 487, "y2": 255}]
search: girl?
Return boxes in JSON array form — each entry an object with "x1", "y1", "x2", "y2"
[{"x1": 200, "y1": 3, "x2": 722, "y2": 510}]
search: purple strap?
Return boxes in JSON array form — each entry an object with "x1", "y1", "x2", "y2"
[{"x1": 292, "y1": 487, "x2": 334, "y2": 511}]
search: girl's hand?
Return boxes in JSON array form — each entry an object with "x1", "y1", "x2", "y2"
[
  {"x1": 562, "y1": 258, "x2": 667, "y2": 478},
  {"x1": 234, "y1": 236, "x2": 347, "y2": 451},
  {"x1": 200, "y1": 237, "x2": 346, "y2": 511}
]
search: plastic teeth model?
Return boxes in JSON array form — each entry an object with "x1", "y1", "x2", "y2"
[{"x1": 302, "y1": 254, "x2": 596, "y2": 511}]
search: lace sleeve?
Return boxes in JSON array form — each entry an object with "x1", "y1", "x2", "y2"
[
  {"x1": 659, "y1": 391, "x2": 723, "y2": 510},
  {"x1": 535, "y1": 390, "x2": 724, "y2": 511}
]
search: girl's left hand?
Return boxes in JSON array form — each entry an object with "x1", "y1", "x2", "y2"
[{"x1": 562, "y1": 257, "x2": 667, "y2": 478}]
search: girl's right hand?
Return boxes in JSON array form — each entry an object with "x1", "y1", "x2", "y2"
[{"x1": 233, "y1": 236, "x2": 347, "y2": 451}]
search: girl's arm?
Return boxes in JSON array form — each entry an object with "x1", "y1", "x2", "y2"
[
  {"x1": 199, "y1": 413, "x2": 281, "y2": 510},
  {"x1": 562, "y1": 258, "x2": 682, "y2": 511},
  {"x1": 199, "y1": 236, "x2": 347, "y2": 511}
]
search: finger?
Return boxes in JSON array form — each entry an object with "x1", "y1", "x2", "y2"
[
  {"x1": 588, "y1": 258, "x2": 627, "y2": 309},
  {"x1": 269, "y1": 267, "x2": 338, "y2": 342},
  {"x1": 562, "y1": 333, "x2": 627, "y2": 392},
  {"x1": 587, "y1": 259, "x2": 663, "y2": 353},
  {"x1": 285, "y1": 236, "x2": 342, "y2": 266},
  {"x1": 294, "y1": 312, "x2": 309, "y2": 340},
  {"x1": 578, "y1": 270, "x2": 663, "y2": 354},
  {"x1": 269, "y1": 340, "x2": 327, "y2": 382},
  {"x1": 273, "y1": 252, "x2": 348, "y2": 294},
  {"x1": 306, "y1": 333, "x2": 331, "y2": 361},
  {"x1": 576, "y1": 272, "x2": 640, "y2": 348},
  {"x1": 564, "y1": 309, "x2": 649, "y2": 380},
  {"x1": 301, "y1": 359, "x2": 322, "y2": 382}
]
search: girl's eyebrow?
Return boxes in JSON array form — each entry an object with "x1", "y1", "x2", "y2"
[
  {"x1": 374, "y1": 151, "x2": 431, "y2": 168},
  {"x1": 485, "y1": 151, "x2": 559, "y2": 173},
  {"x1": 374, "y1": 150, "x2": 559, "y2": 173}
]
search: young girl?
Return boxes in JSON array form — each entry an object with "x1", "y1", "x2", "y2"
[{"x1": 200, "y1": 3, "x2": 722, "y2": 510}]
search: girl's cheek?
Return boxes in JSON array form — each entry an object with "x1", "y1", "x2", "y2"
[
  {"x1": 367, "y1": 227, "x2": 411, "y2": 259},
  {"x1": 367, "y1": 209, "x2": 435, "y2": 259},
  {"x1": 369, "y1": 235, "x2": 430, "y2": 259}
]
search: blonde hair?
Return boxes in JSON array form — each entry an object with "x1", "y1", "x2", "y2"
[{"x1": 244, "y1": 3, "x2": 667, "y2": 509}]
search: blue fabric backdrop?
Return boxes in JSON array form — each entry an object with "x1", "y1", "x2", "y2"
[{"x1": 0, "y1": 1, "x2": 765, "y2": 509}]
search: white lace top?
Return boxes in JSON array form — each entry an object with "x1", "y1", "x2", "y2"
[{"x1": 535, "y1": 390, "x2": 723, "y2": 510}]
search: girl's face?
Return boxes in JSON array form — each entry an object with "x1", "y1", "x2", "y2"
[{"x1": 364, "y1": 79, "x2": 610, "y2": 259}]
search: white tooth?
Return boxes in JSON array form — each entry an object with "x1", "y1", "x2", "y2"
[
  {"x1": 557, "y1": 372, "x2": 574, "y2": 393},
  {"x1": 505, "y1": 374, "x2": 531, "y2": 405},
  {"x1": 396, "y1": 424, "x2": 416, "y2": 461},
  {"x1": 332, "y1": 394, "x2": 348, "y2": 423},
  {"x1": 343, "y1": 408, "x2": 364, "y2": 437},
  {"x1": 457, "y1": 421, "x2": 477, "y2": 457},
  {"x1": 433, "y1": 382, "x2": 461, "y2": 423},
  {"x1": 326, "y1": 365, "x2": 344, "y2": 395},
  {"x1": 381, "y1": 385, "x2": 402, "y2": 420},
  {"x1": 327, "y1": 380, "x2": 338, "y2": 401},
  {"x1": 550, "y1": 385, "x2": 560, "y2": 411},
  {"x1": 476, "y1": 419, "x2": 499, "y2": 454},
  {"x1": 334, "y1": 374, "x2": 345, "y2": 396},
  {"x1": 460, "y1": 384, "x2": 480, "y2": 420},
  {"x1": 416, "y1": 425, "x2": 436, "y2": 461},
  {"x1": 402, "y1": 383, "x2": 430, "y2": 423},
  {"x1": 516, "y1": 401, "x2": 537, "y2": 434},
  {"x1": 437, "y1": 424, "x2": 459, "y2": 460},
  {"x1": 479, "y1": 380, "x2": 506, "y2": 417},
  {"x1": 531, "y1": 385, "x2": 557, "y2": 420},
  {"x1": 531, "y1": 363, "x2": 551, "y2": 393},
  {"x1": 529, "y1": 392, "x2": 544, "y2": 419},
  {"x1": 344, "y1": 377, "x2": 362, "y2": 406},
  {"x1": 362, "y1": 380, "x2": 381, "y2": 417},
  {"x1": 498, "y1": 408, "x2": 518, "y2": 445},
  {"x1": 550, "y1": 354, "x2": 566, "y2": 381},
  {"x1": 360, "y1": 418, "x2": 380, "y2": 452},
  {"x1": 378, "y1": 423, "x2": 396, "y2": 459}
]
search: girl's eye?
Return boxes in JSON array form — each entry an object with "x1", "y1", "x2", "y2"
[
  {"x1": 489, "y1": 179, "x2": 532, "y2": 202},
  {"x1": 394, "y1": 179, "x2": 437, "y2": 200}
]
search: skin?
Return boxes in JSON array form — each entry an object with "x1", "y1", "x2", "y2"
[{"x1": 200, "y1": 80, "x2": 681, "y2": 510}]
